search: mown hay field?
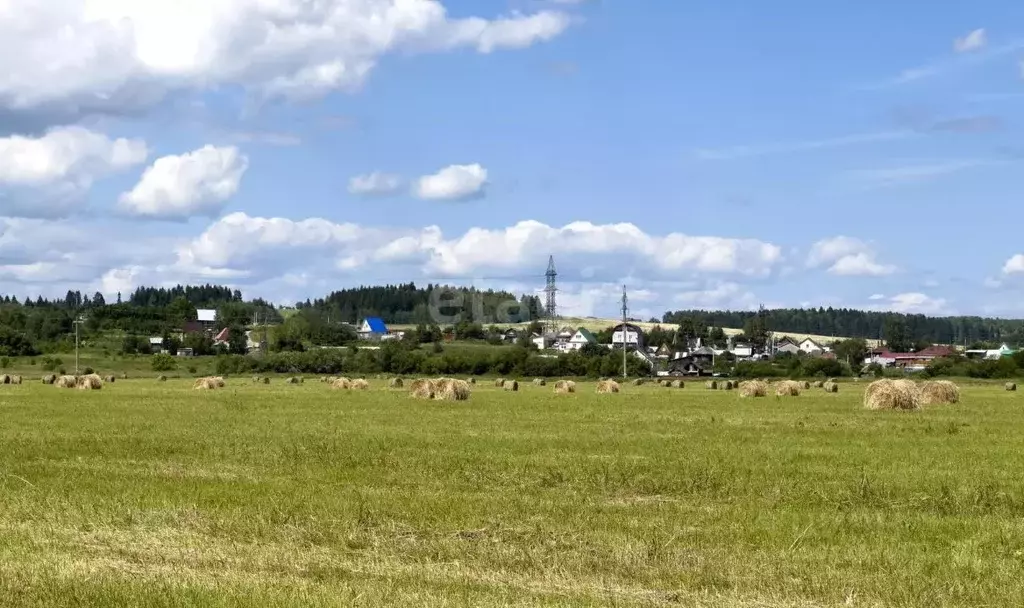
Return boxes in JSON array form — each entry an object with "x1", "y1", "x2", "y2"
[{"x1": 0, "y1": 379, "x2": 1022, "y2": 606}]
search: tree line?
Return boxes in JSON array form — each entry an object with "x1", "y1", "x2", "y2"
[{"x1": 664, "y1": 307, "x2": 1024, "y2": 348}]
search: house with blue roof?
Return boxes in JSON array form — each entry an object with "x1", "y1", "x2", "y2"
[{"x1": 358, "y1": 317, "x2": 388, "y2": 341}]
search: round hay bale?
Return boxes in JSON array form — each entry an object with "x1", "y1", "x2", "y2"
[
  {"x1": 533, "y1": 378, "x2": 547, "y2": 386},
  {"x1": 76, "y1": 374, "x2": 103, "y2": 390},
  {"x1": 193, "y1": 377, "x2": 218, "y2": 390},
  {"x1": 41, "y1": 374, "x2": 56, "y2": 385},
  {"x1": 252, "y1": 375, "x2": 261, "y2": 383},
  {"x1": 286, "y1": 376, "x2": 301, "y2": 384},
  {"x1": 104, "y1": 375, "x2": 115, "y2": 383},
  {"x1": 822, "y1": 381, "x2": 839, "y2": 393},
  {"x1": 157, "y1": 375, "x2": 168, "y2": 382},
  {"x1": 705, "y1": 380, "x2": 718, "y2": 390},
  {"x1": 658, "y1": 379, "x2": 668, "y2": 386},
  {"x1": 720, "y1": 380, "x2": 735, "y2": 390},
  {"x1": 211, "y1": 376, "x2": 226, "y2": 387},
  {"x1": 261, "y1": 376, "x2": 270, "y2": 384},
  {"x1": 670, "y1": 379, "x2": 685, "y2": 389},
  {"x1": 1006, "y1": 382, "x2": 1017, "y2": 392},
  {"x1": 494, "y1": 378, "x2": 506, "y2": 388},
  {"x1": 596, "y1": 379, "x2": 620, "y2": 394},
  {"x1": 739, "y1": 380, "x2": 768, "y2": 398},
  {"x1": 864, "y1": 379, "x2": 920, "y2": 411},
  {"x1": 55, "y1": 375, "x2": 77, "y2": 389},
  {"x1": 775, "y1": 380, "x2": 802, "y2": 397},
  {"x1": 388, "y1": 377, "x2": 404, "y2": 389},
  {"x1": 0, "y1": 374, "x2": 10, "y2": 384},
  {"x1": 331, "y1": 377, "x2": 352, "y2": 390},
  {"x1": 502, "y1": 380, "x2": 519, "y2": 392},
  {"x1": 121, "y1": 372, "x2": 128, "y2": 380},
  {"x1": 351, "y1": 379, "x2": 370, "y2": 390},
  {"x1": 632, "y1": 378, "x2": 645, "y2": 386},
  {"x1": 434, "y1": 378, "x2": 471, "y2": 401},
  {"x1": 468, "y1": 378, "x2": 476, "y2": 385},
  {"x1": 410, "y1": 378, "x2": 435, "y2": 399},
  {"x1": 919, "y1": 380, "x2": 960, "y2": 405},
  {"x1": 813, "y1": 380, "x2": 824, "y2": 388},
  {"x1": 802, "y1": 381, "x2": 811, "y2": 389},
  {"x1": 9, "y1": 375, "x2": 21, "y2": 385},
  {"x1": 554, "y1": 380, "x2": 576, "y2": 394}
]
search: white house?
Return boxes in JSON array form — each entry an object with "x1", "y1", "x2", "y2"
[
  {"x1": 532, "y1": 334, "x2": 555, "y2": 350},
  {"x1": 149, "y1": 337, "x2": 164, "y2": 353},
  {"x1": 357, "y1": 317, "x2": 388, "y2": 340},
  {"x1": 196, "y1": 309, "x2": 217, "y2": 329},
  {"x1": 564, "y1": 328, "x2": 598, "y2": 351},
  {"x1": 798, "y1": 338, "x2": 824, "y2": 355},
  {"x1": 611, "y1": 323, "x2": 644, "y2": 347}
]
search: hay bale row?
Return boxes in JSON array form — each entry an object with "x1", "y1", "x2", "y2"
[
  {"x1": 864, "y1": 379, "x2": 920, "y2": 411},
  {"x1": 739, "y1": 380, "x2": 767, "y2": 398},
  {"x1": 596, "y1": 379, "x2": 620, "y2": 394},
  {"x1": 410, "y1": 378, "x2": 472, "y2": 401},
  {"x1": 775, "y1": 380, "x2": 802, "y2": 397},
  {"x1": 554, "y1": 380, "x2": 576, "y2": 394}
]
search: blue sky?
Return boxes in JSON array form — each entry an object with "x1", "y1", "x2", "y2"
[{"x1": 0, "y1": 0, "x2": 1023, "y2": 320}]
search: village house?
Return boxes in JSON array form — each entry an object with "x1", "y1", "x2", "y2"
[
  {"x1": 798, "y1": 338, "x2": 825, "y2": 355},
  {"x1": 775, "y1": 336, "x2": 801, "y2": 355},
  {"x1": 564, "y1": 328, "x2": 598, "y2": 351},
  {"x1": 357, "y1": 317, "x2": 388, "y2": 341},
  {"x1": 610, "y1": 323, "x2": 645, "y2": 348}
]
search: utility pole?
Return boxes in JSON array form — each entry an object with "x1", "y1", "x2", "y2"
[
  {"x1": 73, "y1": 315, "x2": 85, "y2": 374},
  {"x1": 545, "y1": 255, "x2": 558, "y2": 335},
  {"x1": 621, "y1": 285, "x2": 628, "y2": 379}
]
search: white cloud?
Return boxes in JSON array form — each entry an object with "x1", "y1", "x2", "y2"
[
  {"x1": 118, "y1": 145, "x2": 248, "y2": 220},
  {"x1": 172, "y1": 214, "x2": 785, "y2": 286},
  {"x1": 348, "y1": 171, "x2": 403, "y2": 196},
  {"x1": 954, "y1": 28, "x2": 987, "y2": 53},
  {"x1": 807, "y1": 236, "x2": 896, "y2": 276},
  {"x1": 0, "y1": 1, "x2": 572, "y2": 116},
  {"x1": 1003, "y1": 254, "x2": 1024, "y2": 274},
  {"x1": 845, "y1": 159, "x2": 1002, "y2": 188},
  {"x1": 0, "y1": 126, "x2": 147, "y2": 217},
  {"x1": 672, "y1": 281, "x2": 759, "y2": 310},
  {"x1": 868, "y1": 293, "x2": 885, "y2": 301},
  {"x1": 414, "y1": 164, "x2": 488, "y2": 201},
  {"x1": 871, "y1": 292, "x2": 949, "y2": 315}
]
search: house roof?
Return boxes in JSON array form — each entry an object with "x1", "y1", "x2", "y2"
[
  {"x1": 916, "y1": 345, "x2": 956, "y2": 357},
  {"x1": 361, "y1": 317, "x2": 387, "y2": 333},
  {"x1": 692, "y1": 346, "x2": 715, "y2": 356},
  {"x1": 800, "y1": 338, "x2": 823, "y2": 349},
  {"x1": 196, "y1": 309, "x2": 217, "y2": 322},
  {"x1": 149, "y1": 337, "x2": 163, "y2": 345},
  {"x1": 572, "y1": 328, "x2": 598, "y2": 343},
  {"x1": 214, "y1": 327, "x2": 230, "y2": 343}
]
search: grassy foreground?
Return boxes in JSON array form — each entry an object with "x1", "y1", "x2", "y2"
[{"x1": 0, "y1": 380, "x2": 1021, "y2": 607}]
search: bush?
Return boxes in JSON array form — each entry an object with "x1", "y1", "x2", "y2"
[
  {"x1": 82, "y1": 367, "x2": 94, "y2": 375},
  {"x1": 0, "y1": 357, "x2": 9, "y2": 369},
  {"x1": 41, "y1": 356, "x2": 64, "y2": 372},
  {"x1": 187, "y1": 365, "x2": 197, "y2": 374},
  {"x1": 151, "y1": 353, "x2": 177, "y2": 372}
]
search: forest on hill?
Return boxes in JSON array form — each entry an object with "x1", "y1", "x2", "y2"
[{"x1": 663, "y1": 307, "x2": 1024, "y2": 347}]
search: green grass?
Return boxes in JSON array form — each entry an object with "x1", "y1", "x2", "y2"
[{"x1": 0, "y1": 380, "x2": 1022, "y2": 606}]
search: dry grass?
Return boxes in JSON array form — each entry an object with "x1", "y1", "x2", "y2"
[
  {"x1": 596, "y1": 379, "x2": 620, "y2": 394},
  {"x1": 775, "y1": 380, "x2": 802, "y2": 397},
  {"x1": 554, "y1": 380, "x2": 576, "y2": 394},
  {"x1": 920, "y1": 380, "x2": 961, "y2": 405},
  {"x1": 864, "y1": 379, "x2": 921, "y2": 411},
  {"x1": 739, "y1": 380, "x2": 768, "y2": 398}
]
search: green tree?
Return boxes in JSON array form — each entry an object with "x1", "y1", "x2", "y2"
[
  {"x1": 883, "y1": 317, "x2": 912, "y2": 352},
  {"x1": 832, "y1": 338, "x2": 868, "y2": 367},
  {"x1": 167, "y1": 296, "x2": 198, "y2": 325},
  {"x1": 151, "y1": 353, "x2": 176, "y2": 372},
  {"x1": 227, "y1": 325, "x2": 248, "y2": 355}
]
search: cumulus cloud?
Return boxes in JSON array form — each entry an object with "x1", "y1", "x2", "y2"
[
  {"x1": 118, "y1": 145, "x2": 248, "y2": 220},
  {"x1": 348, "y1": 171, "x2": 403, "y2": 196},
  {"x1": 414, "y1": 164, "x2": 488, "y2": 201},
  {"x1": 1003, "y1": 254, "x2": 1024, "y2": 274},
  {"x1": 954, "y1": 28, "x2": 987, "y2": 53},
  {"x1": 0, "y1": 126, "x2": 147, "y2": 217},
  {"x1": 870, "y1": 292, "x2": 949, "y2": 315},
  {"x1": 171, "y1": 214, "x2": 785, "y2": 286},
  {"x1": 0, "y1": 1, "x2": 572, "y2": 118},
  {"x1": 807, "y1": 236, "x2": 896, "y2": 276}
]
